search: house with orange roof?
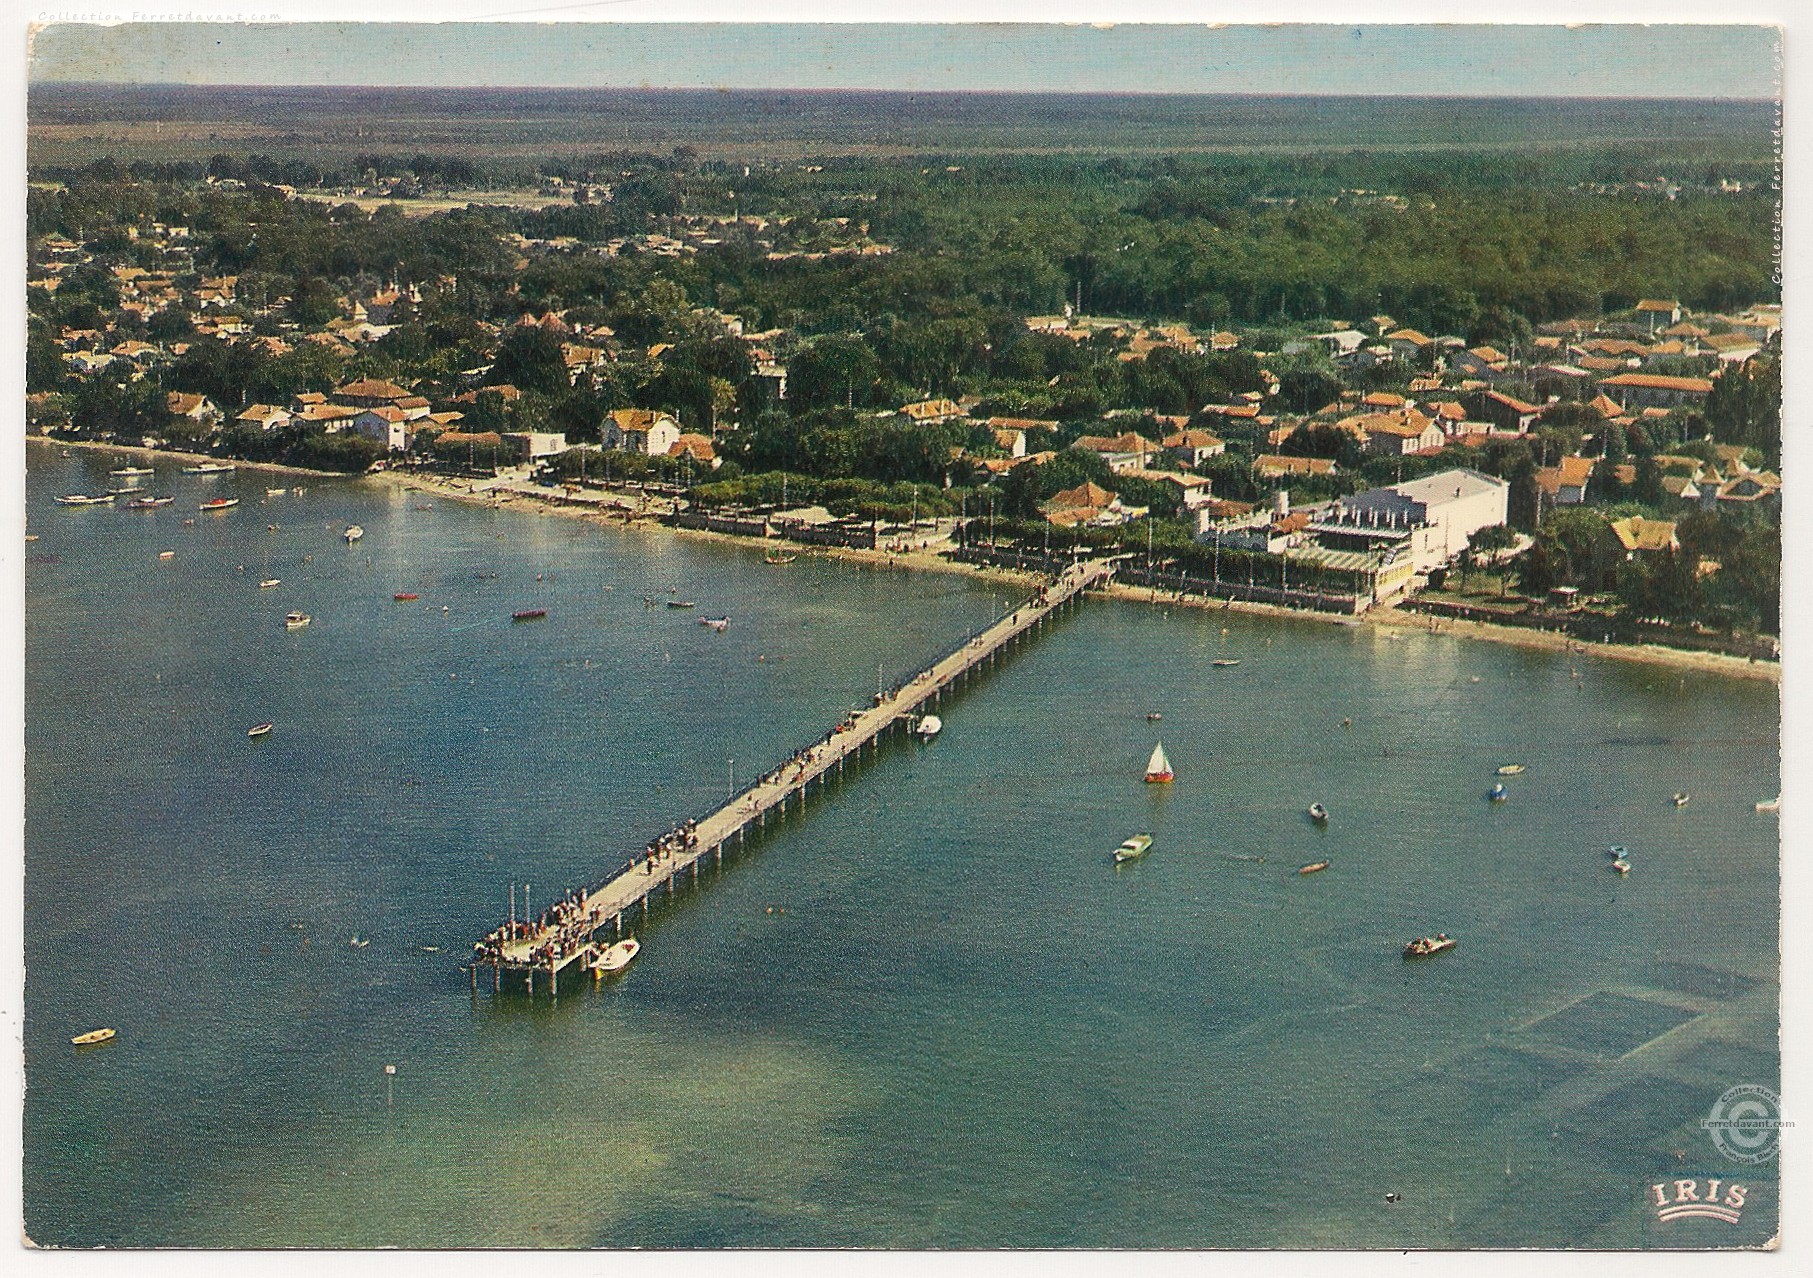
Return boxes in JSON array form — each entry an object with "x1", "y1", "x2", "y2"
[
  {"x1": 353, "y1": 406, "x2": 411, "y2": 451},
  {"x1": 236, "y1": 403, "x2": 292, "y2": 431},
  {"x1": 1351, "y1": 412, "x2": 1445, "y2": 457},
  {"x1": 1609, "y1": 516, "x2": 1679, "y2": 557},
  {"x1": 1535, "y1": 455, "x2": 1597, "y2": 506},
  {"x1": 1634, "y1": 298, "x2": 1683, "y2": 331},
  {"x1": 166, "y1": 391, "x2": 221, "y2": 424},
  {"x1": 604, "y1": 408, "x2": 682, "y2": 455},
  {"x1": 668, "y1": 433, "x2": 721, "y2": 468},
  {"x1": 1042, "y1": 480, "x2": 1144, "y2": 528},
  {"x1": 1384, "y1": 328, "x2": 1433, "y2": 360},
  {"x1": 1070, "y1": 431, "x2": 1159, "y2": 473},
  {"x1": 1597, "y1": 372, "x2": 1714, "y2": 410},
  {"x1": 1163, "y1": 428, "x2": 1226, "y2": 467},
  {"x1": 333, "y1": 377, "x2": 414, "y2": 409}
]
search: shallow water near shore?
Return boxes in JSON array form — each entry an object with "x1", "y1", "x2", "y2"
[{"x1": 24, "y1": 450, "x2": 1780, "y2": 1248}]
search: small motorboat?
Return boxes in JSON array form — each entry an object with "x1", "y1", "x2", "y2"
[
  {"x1": 343, "y1": 525, "x2": 364, "y2": 543},
  {"x1": 1610, "y1": 858, "x2": 1631, "y2": 875},
  {"x1": 71, "y1": 1028, "x2": 117, "y2": 1046},
  {"x1": 592, "y1": 937, "x2": 641, "y2": 975},
  {"x1": 1495, "y1": 764, "x2": 1526, "y2": 776},
  {"x1": 157, "y1": 550, "x2": 175, "y2": 560},
  {"x1": 1212, "y1": 659, "x2": 1241, "y2": 668},
  {"x1": 1756, "y1": 796, "x2": 1781, "y2": 814},
  {"x1": 1114, "y1": 833, "x2": 1154, "y2": 863},
  {"x1": 1144, "y1": 742, "x2": 1174, "y2": 784},
  {"x1": 1299, "y1": 861, "x2": 1330, "y2": 875},
  {"x1": 126, "y1": 495, "x2": 174, "y2": 509},
  {"x1": 700, "y1": 616, "x2": 729, "y2": 632},
  {"x1": 666, "y1": 599, "x2": 696, "y2": 609},
  {"x1": 1671, "y1": 793, "x2": 1691, "y2": 808},
  {"x1": 1487, "y1": 783, "x2": 1509, "y2": 803},
  {"x1": 1404, "y1": 934, "x2": 1457, "y2": 959},
  {"x1": 259, "y1": 578, "x2": 281, "y2": 589},
  {"x1": 266, "y1": 487, "x2": 286, "y2": 497},
  {"x1": 199, "y1": 497, "x2": 239, "y2": 511},
  {"x1": 284, "y1": 611, "x2": 311, "y2": 630},
  {"x1": 394, "y1": 592, "x2": 419, "y2": 602},
  {"x1": 110, "y1": 465, "x2": 154, "y2": 478},
  {"x1": 512, "y1": 608, "x2": 547, "y2": 622},
  {"x1": 247, "y1": 722, "x2": 274, "y2": 738},
  {"x1": 182, "y1": 461, "x2": 235, "y2": 475},
  {"x1": 1607, "y1": 845, "x2": 1629, "y2": 859},
  {"x1": 914, "y1": 714, "x2": 943, "y2": 740},
  {"x1": 349, "y1": 936, "x2": 369, "y2": 949},
  {"x1": 54, "y1": 494, "x2": 111, "y2": 506},
  {"x1": 1308, "y1": 802, "x2": 1329, "y2": 824},
  {"x1": 1146, "y1": 711, "x2": 1163, "y2": 722}
]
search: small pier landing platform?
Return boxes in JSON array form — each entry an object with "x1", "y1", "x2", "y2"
[{"x1": 470, "y1": 559, "x2": 1113, "y2": 993}]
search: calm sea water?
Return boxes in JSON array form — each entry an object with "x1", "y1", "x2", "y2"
[{"x1": 24, "y1": 449, "x2": 1781, "y2": 1249}]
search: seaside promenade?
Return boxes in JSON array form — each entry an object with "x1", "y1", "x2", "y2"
[{"x1": 469, "y1": 557, "x2": 1114, "y2": 993}]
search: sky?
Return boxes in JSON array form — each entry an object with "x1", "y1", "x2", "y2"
[{"x1": 25, "y1": 19, "x2": 1782, "y2": 98}]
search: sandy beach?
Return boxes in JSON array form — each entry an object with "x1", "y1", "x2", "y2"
[
  {"x1": 28, "y1": 434, "x2": 346, "y2": 480},
  {"x1": 369, "y1": 465, "x2": 1779, "y2": 685},
  {"x1": 29, "y1": 442, "x2": 1778, "y2": 683}
]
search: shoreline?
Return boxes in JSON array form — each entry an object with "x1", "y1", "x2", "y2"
[
  {"x1": 27, "y1": 434, "x2": 348, "y2": 480},
  {"x1": 367, "y1": 467, "x2": 1779, "y2": 685}
]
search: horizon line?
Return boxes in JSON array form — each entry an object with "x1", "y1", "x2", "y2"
[{"x1": 26, "y1": 82, "x2": 1781, "y2": 103}]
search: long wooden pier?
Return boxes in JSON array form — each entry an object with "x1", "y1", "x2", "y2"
[{"x1": 469, "y1": 558, "x2": 1114, "y2": 994}]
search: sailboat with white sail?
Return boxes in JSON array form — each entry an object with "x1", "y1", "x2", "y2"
[{"x1": 1144, "y1": 741, "x2": 1174, "y2": 784}]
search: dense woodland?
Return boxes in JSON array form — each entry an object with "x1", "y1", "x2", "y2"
[{"x1": 26, "y1": 133, "x2": 1782, "y2": 637}]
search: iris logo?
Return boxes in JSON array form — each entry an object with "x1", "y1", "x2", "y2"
[{"x1": 1650, "y1": 1178, "x2": 1749, "y2": 1225}]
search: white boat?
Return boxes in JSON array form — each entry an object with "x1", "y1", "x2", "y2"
[
  {"x1": 592, "y1": 937, "x2": 641, "y2": 975},
  {"x1": 1308, "y1": 802, "x2": 1329, "y2": 823},
  {"x1": 199, "y1": 497, "x2": 239, "y2": 511},
  {"x1": 1144, "y1": 741, "x2": 1173, "y2": 784},
  {"x1": 1495, "y1": 764, "x2": 1526, "y2": 776},
  {"x1": 284, "y1": 611, "x2": 311, "y2": 630},
  {"x1": 1404, "y1": 934, "x2": 1457, "y2": 959},
  {"x1": 247, "y1": 722, "x2": 274, "y2": 738},
  {"x1": 343, "y1": 525, "x2": 364, "y2": 543},
  {"x1": 1114, "y1": 833, "x2": 1154, "y2": 863},
  {"x1": 700, "y1": 616, "x2": 730, "y2": 632},
  {"x1": 1672, "y1": 792, "x2": 1691, "y2": 808},
  {"x1": 259, "y1": 578, "x2": 281, "y2": 589},
  {"x1": 182, "y1": 461, "x2": 235, "y2": 475},
  {"x1": 1756, "y1": 796, "x2": 1781, "y2": 814},
  {"x1": 126, "y1": 495, "x2": 173, "y2": 509},
  {"x1": 71, "y1": 1028, "x2": 117, "y2": 1046},
  {"x1": 55, "y1": 494, "x2": 111, "y2": 506},
  {"x1": 914, "y1": 714, "x2": 943, "y2": 740},
  {"x1": 110, "y1": 466, "x2": 154, "y2": 478},
  {"x1": 1212, "y1": 658, "x2": 1241, "y2": 668},
  {"x1": 266, "y1": 487, "x2": 286, "y2": 497},
  {"x1": 1487, "y1": 783, "x2": 1509, "y2": 802}
]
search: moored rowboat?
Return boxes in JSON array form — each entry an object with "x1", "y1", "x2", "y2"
[
  {"x1": 71, "y1": 1028, "x2": 116, "y2": 1046},
  {"x1": 592, "y1": 938, "x2": 641, "y2": 975}
]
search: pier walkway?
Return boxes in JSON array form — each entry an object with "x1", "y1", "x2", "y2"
[{"x1": 470, "y1": 558, "x2": 1113, "y2": 994}]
